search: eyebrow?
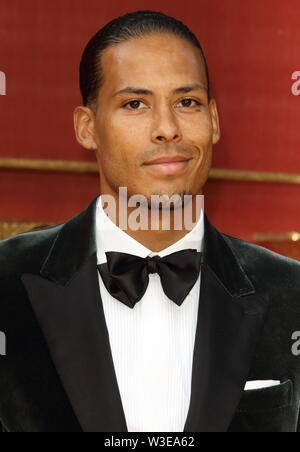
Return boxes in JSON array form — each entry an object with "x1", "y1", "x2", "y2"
[{"x1": 112, "y1": 83, "x2": 208, "y2": 98}]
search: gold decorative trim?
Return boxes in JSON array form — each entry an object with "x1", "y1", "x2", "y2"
[
  {"x1": 210, "y1": 168, "x2": 300, "y2": 184},
  {"x1": 0, "y1": 158, "x2": 98, "y2": 173},
  {"x1": 253, "y1": 232, "x2": 300, "y2": 260},
  {"x1": 1, "y1": 158, "x2": 300, "y2": 184},
  {"x1": 253, "y1": 232, "x2": 300, "y2": 242},
  {"x1": 0, "y1": 221, "x2": 56, "y2": 241}
]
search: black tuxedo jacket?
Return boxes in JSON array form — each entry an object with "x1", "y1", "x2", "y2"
[{"x1": 0, "y1": 194, "x2": 300, "y2": 432}]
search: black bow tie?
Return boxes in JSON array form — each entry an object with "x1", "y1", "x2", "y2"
[{"x1": 97, "y1": 249, "x2": 203, "y2": 309}]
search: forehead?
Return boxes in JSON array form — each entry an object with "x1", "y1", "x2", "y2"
[{"x1": 100, "y1": 33, "x2": 207, "y2": 93}]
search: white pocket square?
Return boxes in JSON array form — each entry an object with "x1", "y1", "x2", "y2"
[{"x1": 244, "y1": 380, "x2": 280, "y2": 390}]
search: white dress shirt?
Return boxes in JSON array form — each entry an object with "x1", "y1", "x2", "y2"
[{"x1": 95, "y1": 195, "x2": 204, "y2": 432}]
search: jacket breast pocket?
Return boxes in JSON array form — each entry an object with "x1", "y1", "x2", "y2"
[
  {"x1": 228, "y1": 379, "x2": 296, "y2": 432},
  {"x1": 237, "y1": 379, "x2": 293, "y2": 412}
]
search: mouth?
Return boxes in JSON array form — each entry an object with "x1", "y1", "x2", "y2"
[{"x1": 142, "y1": 158, "x2": 193, "y2": 176}]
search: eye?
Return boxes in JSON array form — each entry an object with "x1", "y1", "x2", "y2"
[
  {"x1": 177, "y1": 98, "x2": 202, "y2": 108},
  {"x1": 122, "y1": 97, "x2": 202, "y2": 111},
  {"x1": 122, "y1": 100, "x2": 147, "y2": 110}
]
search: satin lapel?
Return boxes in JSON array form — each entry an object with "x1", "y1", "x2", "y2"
[
  {"x1": 21, "y1": 252, "x2": 128, "y2": 433},
  {"x1": 184, "y1": 261, "x2": 269, "y2": 432},
  {"x1": 184, "y1": 214, "x2": 270, "y2": 432}
]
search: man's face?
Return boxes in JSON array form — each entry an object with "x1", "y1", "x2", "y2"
[{"x1": 76, "y1": 33, "x2": 220, "y2": 203}]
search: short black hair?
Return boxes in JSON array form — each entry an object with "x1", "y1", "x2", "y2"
[{"x1": 80, "y1": 10, "x2": 211, "y2": 107}]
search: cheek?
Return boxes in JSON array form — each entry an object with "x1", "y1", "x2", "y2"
[
  {"x1": 180, "y1": 111, "x2": 214, "y2": 146},
  {"x1": 97, "y1": 123, "x2": 141, "y2": 171}
]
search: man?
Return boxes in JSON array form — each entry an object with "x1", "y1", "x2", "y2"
[{"x1": 0, "y1": 10, "x2": 300, "y2": 433}]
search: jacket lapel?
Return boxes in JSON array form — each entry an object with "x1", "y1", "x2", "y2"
[
  {"x1": 184, "y1": 214, "x2": 270, "y2": 432},
  {"x1": 21, "y1": 195, "x2": 127, "y2": 432},
  {"x1": 21, "y1": 195, "x2": 270, "y2": 432}
]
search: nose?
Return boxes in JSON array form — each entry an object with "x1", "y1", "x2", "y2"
[{"x1": 151, "y1": 105, "x2": 182, "y2": 144}]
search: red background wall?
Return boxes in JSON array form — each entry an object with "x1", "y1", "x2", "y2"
[{"x1": 0, "y1": 0, "x2": 300, "y2": 242}]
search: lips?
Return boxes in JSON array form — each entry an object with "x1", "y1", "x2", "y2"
[
  {"x1": 143, "y1": 157, "x2": 193, "y2": 176},
  {"x1": 144, "y1": 156, "x2": 192, "y2": 165}
]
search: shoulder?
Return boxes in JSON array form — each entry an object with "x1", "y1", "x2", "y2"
[
  {"x1": 221, "y1": 231, "x2": 300, "y2": 310},
  {"x1": 222, "y1": 230, "x2": 300, "y2": 271},
  {"x1": 0, "y1": 224, "x2": 64, "y2": 278}
]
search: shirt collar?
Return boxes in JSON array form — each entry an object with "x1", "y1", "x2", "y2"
[{"x1": 96, "y1": 195, "x2": 204, "y2": 264}]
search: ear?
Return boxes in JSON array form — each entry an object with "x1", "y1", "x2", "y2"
[
  {"x1": 209, "y1": 98, "x2": 221, "y2": 145},
  {"x1": 73, "y1": 106, "x2": 97, "y2": 150}
]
